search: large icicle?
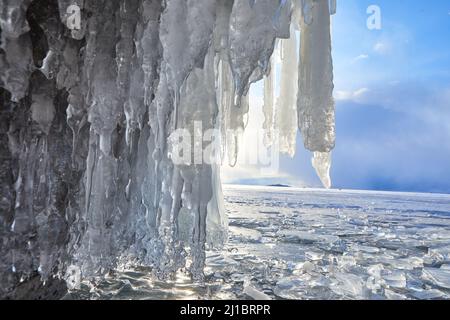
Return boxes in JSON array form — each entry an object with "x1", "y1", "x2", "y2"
[
  {"x1": 80, "y1": 0, "x2": 123, "y2": 276},
  {"x1": 297, "y1": 0, "x2": 335, "y2": 188},
  {"x1": 229, "y1": 0, "x2": 280, "y2": 102},
  {"x1": 276, "y1": 25, "x2": 298, "y2": 157},
  {"x1": 263, "y1": 51, "x2": 276, "y2": 147}
]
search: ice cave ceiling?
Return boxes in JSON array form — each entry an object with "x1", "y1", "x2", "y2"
[{"x1": 0, "y1": 0, "x2": 336, "y2": 298}]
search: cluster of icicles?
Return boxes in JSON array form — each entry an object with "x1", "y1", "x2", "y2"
[{"x1": 0, "y1": 0, "x2": 336, "y2": 293}]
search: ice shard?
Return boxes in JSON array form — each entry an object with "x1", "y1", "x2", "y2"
[{"x1": 0, "y1": 0, "x2": 337, "y2": 298}]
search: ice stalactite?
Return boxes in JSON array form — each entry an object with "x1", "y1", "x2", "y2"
[
  {"x1": 229, "y1": 0, "x2": 279, "y2": 103},
  {"x1": 263, "y1": 50, "x2": 276, "y2": 148},
  {"x1": 0, "y1": 0, "x2": 337, "y2": 297},
  {"x1": 296, "y1": 0, "x2": 336, "y2": 188},
  {"x1": 276, "y1": 26, "x2": 298, "y2": 158}
]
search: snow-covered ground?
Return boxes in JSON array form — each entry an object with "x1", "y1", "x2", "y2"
[{"x1": 69, "y1": 184, "x2": 450, "y2": 300}]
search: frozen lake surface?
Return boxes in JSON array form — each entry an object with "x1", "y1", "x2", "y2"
[{"x1": 69, "y1": 185, "x2": 450, "y2": 300}]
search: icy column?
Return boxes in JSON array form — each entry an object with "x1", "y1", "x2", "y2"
[
  {"x1": 227, "y1": 0, "x2": 279, "y2": 166},
  {"x1": 263, "y1": 52, "x2": 276, "y2": 147},
  {"x1": 297, "y1": 0, "x2": 335, "y2": 188},
  {"x1": 276, "y1": 26, "x2": 298, "y2": 157},
  {"x1": 214, "y1": 0, "x2": 235, "y2": 163},
  {"x1": 121, "y1": 0, "x2": 161, "y2": 267},
  {"x1": 176, "y1": 46, "x2": 224, "y2": 279},
  {"x1": 117, "y1": 0, "x2": 140, "y2": 111},
  {"x1": 158, "y1": 0, "x2": 216, "y2": 129},
  {"x1": 81, "y1": 0, "x2": 123, "y2": 275},
  {"x1": 146, "y1": 0, "x2": 219, "y2": 279},
  {"x1": 140, "y1": 0, "x2": 162, "y2": 109}
]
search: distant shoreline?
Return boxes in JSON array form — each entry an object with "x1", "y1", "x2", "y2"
[{"x1": 267, "y1": 184, "x2": 292, "y2": 188}]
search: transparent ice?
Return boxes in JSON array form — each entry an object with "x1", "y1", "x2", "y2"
[
  {"x1": 1, "y1": 0, "x2": 351, "y2": 297},
  {"x1": 68, "y1": 185, "x2": 450, "y2": 300}
]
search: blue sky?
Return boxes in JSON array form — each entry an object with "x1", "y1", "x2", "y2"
[{"x1": 223, "y1": 0, "x2": 450, "y2": 194}]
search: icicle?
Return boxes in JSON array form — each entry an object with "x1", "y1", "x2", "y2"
[
  {"x1": 206, "y1": 164, "x2": 228, "y2": 247},
  {"x1": 273, "y1": 0, "x2": 293, "y2": 39},
  {"x1": 297, "y1": 0, "x2": 335, "y2": 187},
  {"x1": 217, "y1": 59, "x2": 234, "y2": 162},
  {"x1": 174, "y1": 46, "x2": 224, "y2": 278},
  {"x1": 117, "y1": 0, "x2": 140, "y2": 147},
  {"x1": 214, "y1": 0, "x2": 234, "y2": 161},
  {"x1": 229, "y1": 0, "x2": 279, "y2": 100},
  {"x1": 312, "y1": 151, "x2": 332, "y2": 189},
  {"x1": 263, "y1": 52, "x2": 276, "y2": 147},
  {"x1": 79, "y1": 0, "x2": 124, "y2": 276},
  {"x1": 276, "y1": 26, "x2": 298, "y2": 157},
  {"x1": 140, "y1": 0, "x2": 162, "y2": 108}
]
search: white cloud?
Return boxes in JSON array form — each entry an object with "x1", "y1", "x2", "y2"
[
  {"x1": 373, "y1": 41, "x2": 389, "y2": 54},
  {"x1": 335, "y1": 87, "x2": 369, "y2": 102},
  {"x1": 352, "y1": 54, "x2": 369, "y2": 63}
]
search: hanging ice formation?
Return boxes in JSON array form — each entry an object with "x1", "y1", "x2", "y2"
[{"x1": 0, "y1": 0, "x2": 336, "y2": 297}]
